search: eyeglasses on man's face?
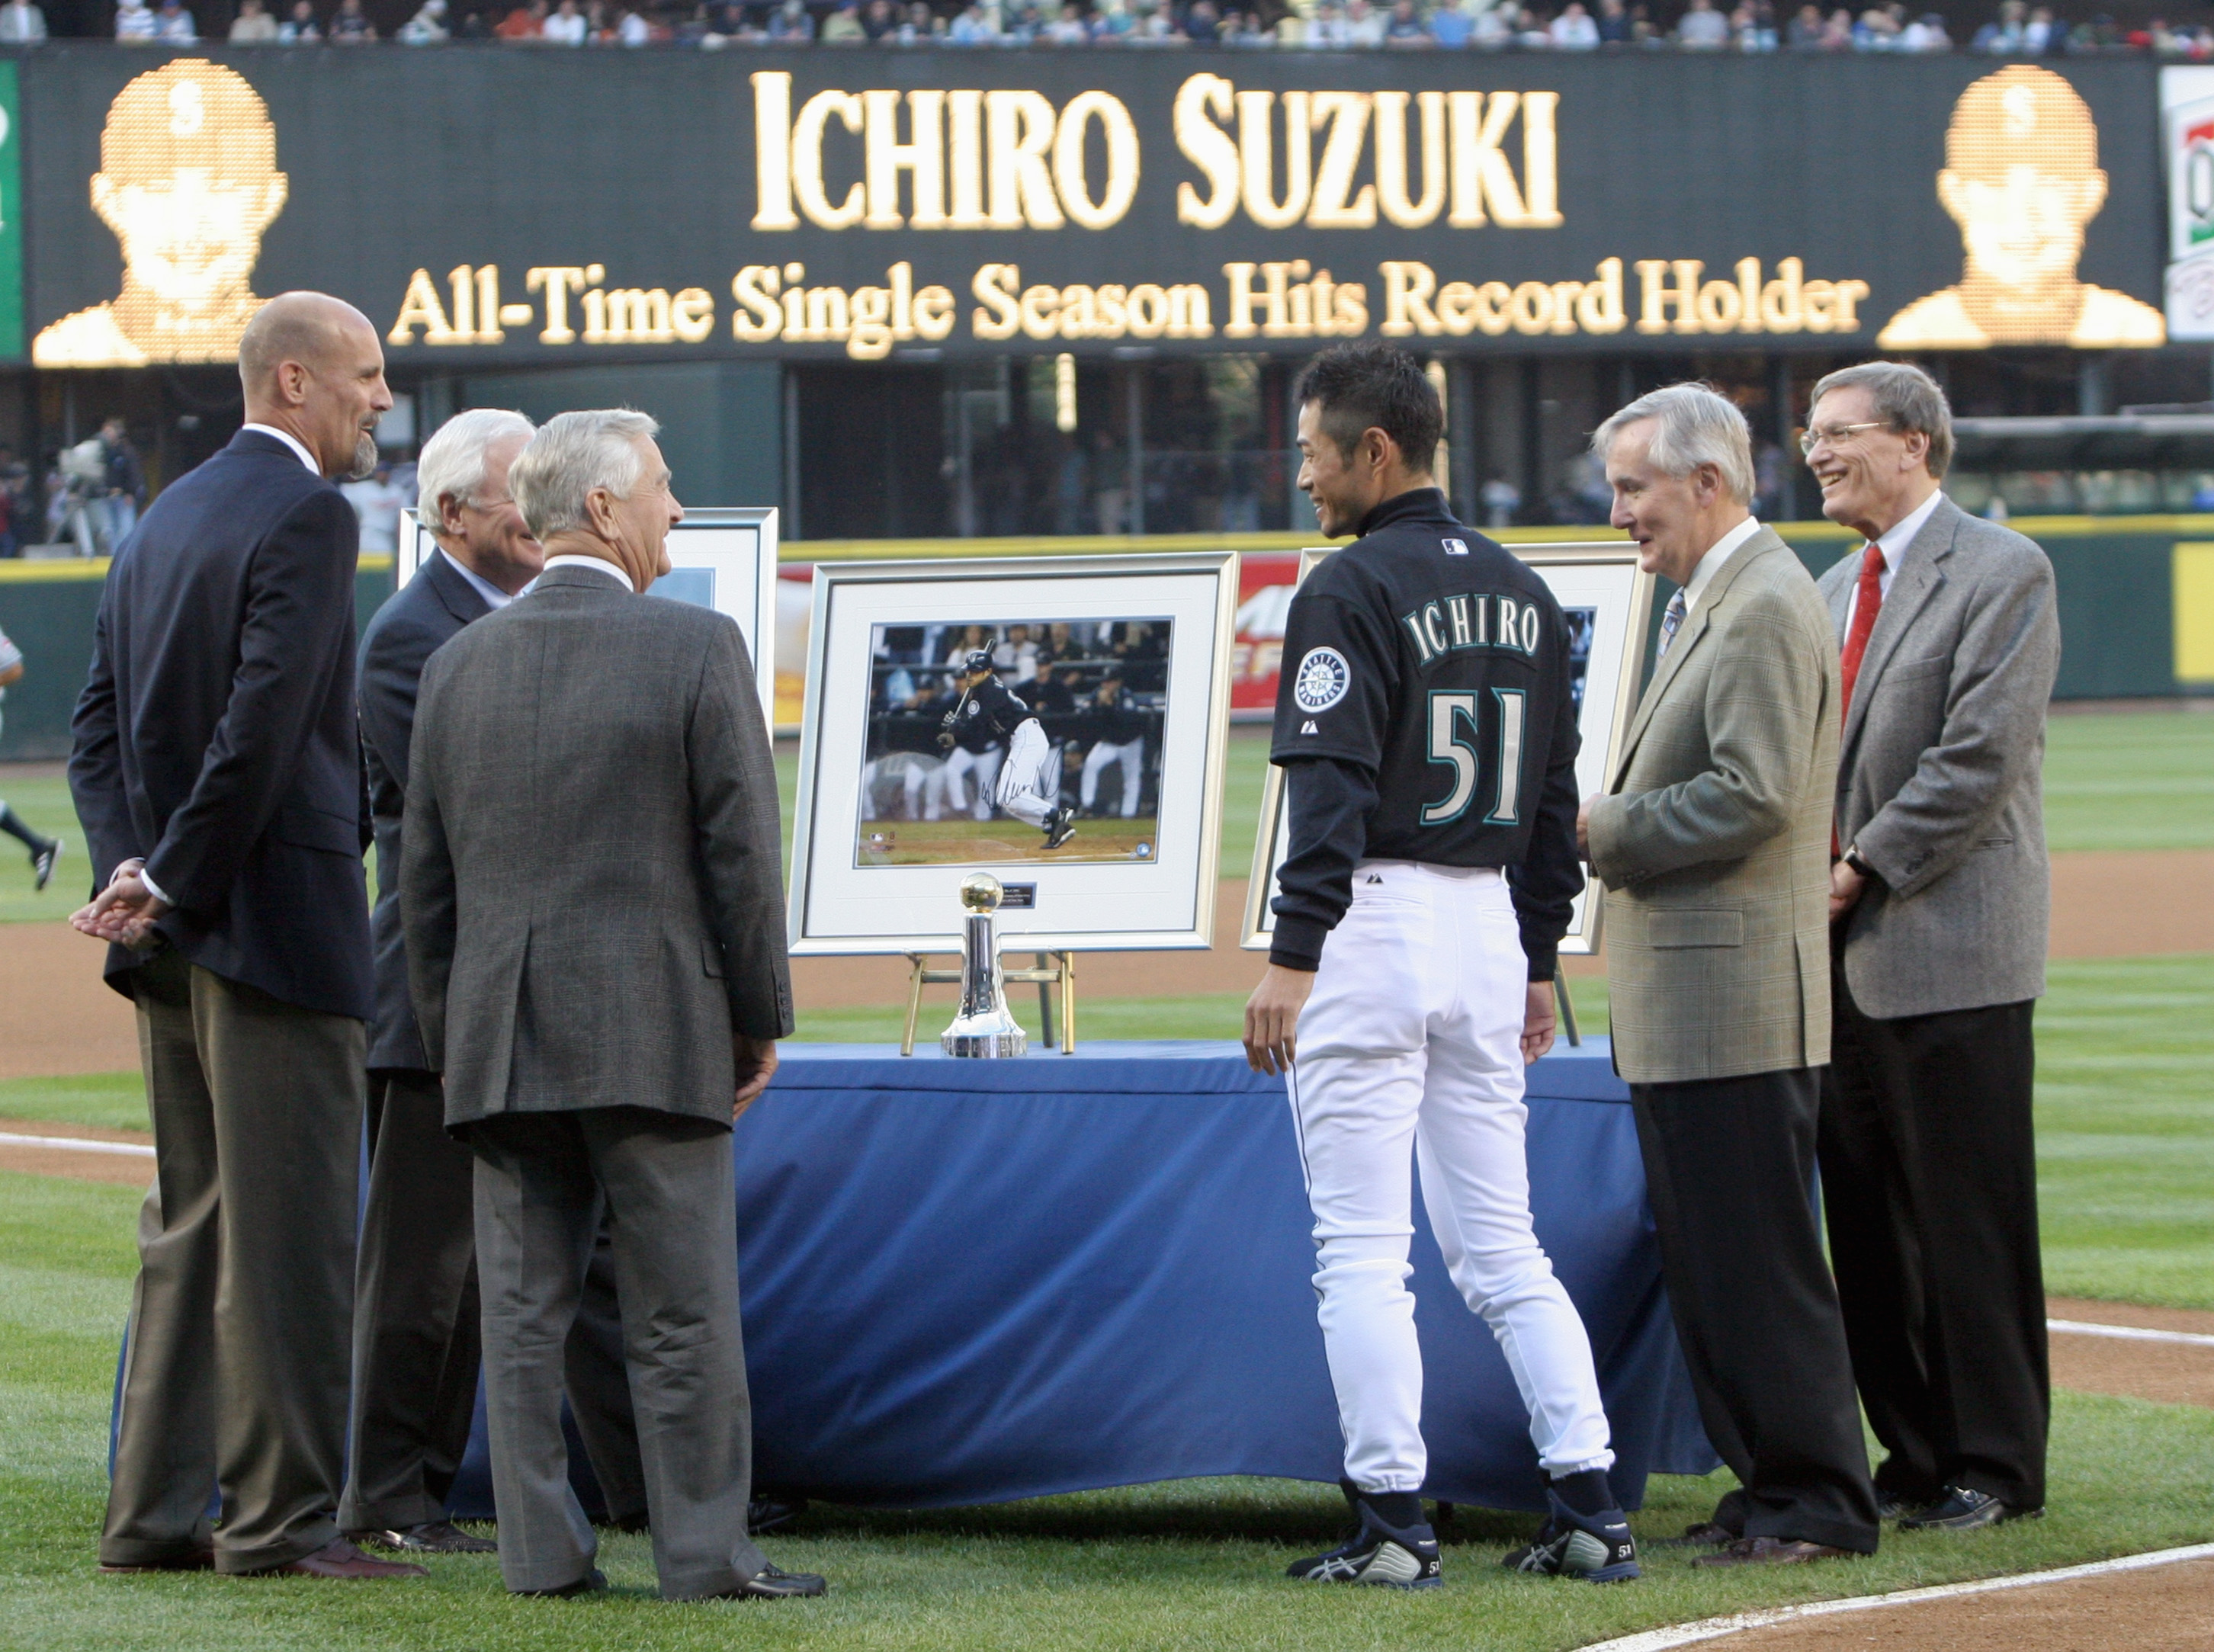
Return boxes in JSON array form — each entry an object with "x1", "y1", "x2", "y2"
[{"x1": 1798, "y1": 422, "x2": 1888, "y2": 457}]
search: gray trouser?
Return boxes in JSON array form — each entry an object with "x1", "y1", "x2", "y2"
[
  {"x1": 470, "y1": 1106, "x2": 764, "y2": 1599},
  {"x1": 341, "y1": 1070, "x2": 647, "y2": 1532},
  {"x1": 103, "y1": 949, "x2": 365, "y2": 1572}
]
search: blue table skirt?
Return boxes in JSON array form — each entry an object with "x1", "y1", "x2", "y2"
[{"x1": 447, "y1": 1036, "x2": 1717, "y2": 1516}]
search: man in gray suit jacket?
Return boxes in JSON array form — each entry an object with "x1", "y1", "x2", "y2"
[
  {"x1": 1806, "y1": 362, "x2": 2061, "y2": 1533},
  {"x1": 1581, "y1": 384, "x2": 1878, "y2": 1568},
  {"x1": 403, "y1": 410, "x2": 822, "y2": 1602}
]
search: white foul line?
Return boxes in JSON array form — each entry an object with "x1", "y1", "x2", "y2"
[
  {"x1": 0, "y1": 1131, "x2": 156, "y2": 1158},
  {"x1": 2049, "y1": 1317, "x2": 2214, "y2": 1349},
  {"x1": 1577, "y1": 1542, "x2": 2214, "y2": 1652}
]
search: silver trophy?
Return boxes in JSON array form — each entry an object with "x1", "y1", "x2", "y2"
[{"x1": 941, "y1": 872, "x2": 1027, "y2": 1058}]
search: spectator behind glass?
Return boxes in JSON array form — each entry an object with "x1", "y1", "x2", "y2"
[
  {"x1": 1900, "y1": 8, "x2": 1946, "y2": 47},
  {"x1": 153, "y1": 0, "x2": 196, "y2": 38},
  {"x1": 278, "y1": 0, "x2": 319, "y2": 37},
  {"x1": 822, "y1": 0, "x2": 866, "y2": 37},
  {"x1": 397, "y1": 0, "x2": 448, "y2": 37},
  {"x1": 1731, "y1": 1, "x2": 1776, "y2": 47},
  {"x1": 861, "y1": 0, "x2": 896, "y2": 34},
  {"x1": 767, "y1": 0, "x2": 814, "y2": 37},
  {"x1": 114, "y1": 0, "x2": 157, "y2": 40},
  {"x1": 1551, "y1": 0, "x2": 1599, "y2": 44},
  {"x1": 1186, "y1": 0, "x2": 1221, "y2": 40},
  {"x1": 1595, "y1": 0, "x2": 1630, "y2": 40},
  {"x1": 1677, "y1": 0, "x2": 1728, "y2": 43},
  {"x1": 0, "y1": 0, "x2": 47, "y2": 39},
  {"x1": 542, "y1": 0, "x2": 587, "y2": 40},
  {"x1": 1384, "y1": 0, "x2": 1430, "y2": 43},
  {"x1": 1429, "y1": 0, "x2": 1473, "y2": 44},
  {"x1": 496, "y1": 0, "x2": 545, "y2": 36},
  {"x1": 948, "y1": 0, "x2": 996, "y2": 40},
  {"x1": 1471, "y1": 0, "x2": 1510, "y2": 43},
  {"x1": 1786, "y1": 0, "x2": 1821, "y2": 43},
  {"x1": 2023, "y1": 3, "x2": 2052, "y2": 49},
  {"x1": 230, "y1": 0, "x2": 279, "y2": 33},
  {"x1": 1513, "y1": 5, "x2": 1549, "y2": 46},
  {"x1": 618, "y1": 2, "x2": 650, "y2": 41},
  {"x1": 1343, "y1": 0, "x2": 1386, "y2": 43},
  {"x1": 329, "y1": 0, "x2": 374, "y2": 37}
]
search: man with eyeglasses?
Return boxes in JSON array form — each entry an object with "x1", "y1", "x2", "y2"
[{"x1": 1802, "y1": 361, "x2": 2060, "y2": 1536}]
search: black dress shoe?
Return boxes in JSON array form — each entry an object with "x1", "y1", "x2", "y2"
[
  {"x1": 717, "y1": 1563, "x2": 828, "y2": 1600},
  {"x1": 1875, "y1": 1492, "x2": 1937, "y2": 1522},
  {"x1": 518, "y1": 1568, "x2": 607, "y2": 1599},
  {"x1": 749, "y1": 1496, "x2": 807, "y2": 1535},
  {"x1": 350, "y1": 1521, "x2": 496, "y2": 1554},
  {"x1": 1897, "y1": 1485, "x2": 2042, "y2": 1532},
  {"x1": 99, "y1": 1549, "x2": 215, "y2": 1573},
  {"x1": 1657, "y1": 1520, "x2": 1738, "y2": 1549}
]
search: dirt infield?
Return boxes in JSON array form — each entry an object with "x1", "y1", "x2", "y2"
[{"x1": 1705, "y1": 1556, "x2": 2214, "y2": 1651}]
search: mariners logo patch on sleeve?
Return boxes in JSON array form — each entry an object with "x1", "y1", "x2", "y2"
[{"x1": 1293, "y1": 646, "x2": 1352, "y2": 713}]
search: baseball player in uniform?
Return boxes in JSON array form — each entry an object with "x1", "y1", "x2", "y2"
[
  {"x1": 1247, "y1": 344, "x2": 1637, "y2": 1590},
  {"x1": 1077, "y1": 672, "x2": 1148, "y2": 820},
  {"x1": 939, "y1": 650, "x2": 1078, "y2": 850}
]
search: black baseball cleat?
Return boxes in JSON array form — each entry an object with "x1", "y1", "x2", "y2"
[
  {"x1": 1896, "y1": 1485, "x2": 2043, "y2": 1532},
  {"x1": 1041, "y1": 808, "x2": 1077, "y2": 851},
  {"x1": 518, "y1": 1567, "x2": 606, "y2": 1599},
  {"x1": 349, "y1": 1520, "x2": 496, "y2": 1554},
  {"x1": 1286, "y1": 1485, "x2": 1442, "y2": 1590},
  {"x1": 748, "y1": 1495, "x2": 807, "y2": 1535},
  {"x1": 1500, "y1": 1488, "x2": 1641, "y2": 1583},
  {"x1": 31, "y1": 838, "x2": 60, "y2": 892}
]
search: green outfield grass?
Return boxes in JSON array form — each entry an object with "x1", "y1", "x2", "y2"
[{"x1": 0, "y1": 1165, "x2": 2209, "y2": 1652}]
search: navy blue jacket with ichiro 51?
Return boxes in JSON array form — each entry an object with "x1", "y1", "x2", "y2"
[{"x1": 69, "y1": 428, "x2": 374, "y2": 1020}]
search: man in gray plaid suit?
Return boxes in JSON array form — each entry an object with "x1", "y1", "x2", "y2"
[
  {"x1": 403, "y1": 409, "x2": 823, "y2": 1603},
  {"x1": 1580, "y1": 383, "x2": 1879, "y2": 1569}
]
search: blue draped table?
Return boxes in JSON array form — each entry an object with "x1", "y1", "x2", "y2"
[{"x1": 445, "y1": 1035, "x2": 1717, "y2": 1516}]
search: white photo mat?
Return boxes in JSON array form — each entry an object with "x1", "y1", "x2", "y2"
[
  {"x1": 396, "y1": 505, "x2": 780, "y2": 731},
  {"x1": 789, "y1": 553, "x2": 1240, "y2": 955},
  {"x1": 1242, "y1": 543, "x2": 1655, "y2": 954}
]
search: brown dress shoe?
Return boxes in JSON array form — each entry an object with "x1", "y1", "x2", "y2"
[
  {"x1": 1659, "y1": 1521, "x2": 1738, "y2": 1549},
  {"x1": 1692, "y1": 1536, "x2": 1855, "y2": 1569},
  {"x1": 253, "y1": 1538, "x2": 428, "y2": 1580},
  {"x1": 99, "y1": 1551, "x2": 215, "y2": 1574}
]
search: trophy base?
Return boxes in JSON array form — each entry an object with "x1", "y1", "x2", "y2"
[{"x1": 941, "y1": 1009, "x2": 1027, "y2": 1058}]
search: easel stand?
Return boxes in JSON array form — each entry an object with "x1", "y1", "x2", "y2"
[{"x1": 902, "y1": 949, "x2": 1077, "y2": 1057}]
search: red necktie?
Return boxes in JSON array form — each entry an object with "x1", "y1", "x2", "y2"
[{"x1": 1838, "y1": 543, "x2": 1886, "y2": 721}]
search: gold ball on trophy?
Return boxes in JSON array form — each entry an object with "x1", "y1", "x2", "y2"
[{"x1": 958, "y1": 871, "x2": 1004, "y2": 913}]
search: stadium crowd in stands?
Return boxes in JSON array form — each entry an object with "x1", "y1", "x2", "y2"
[{"x1": 20, "y1": 0, "x2": 2207, "y2": 56}]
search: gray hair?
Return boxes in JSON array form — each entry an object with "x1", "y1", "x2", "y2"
[
  {"x1": 1590, "y1": 382, "x2": 1756, "y2": 505},
  {"x1": 414, "y1": 408, "x2": 534, "y2": 530},
  {"x1": 508, "y1": 409, "x2": 660, "y2": 541},
  {"x1": 1810, "y1": 361, "x2": 1954, "y2": 478}
]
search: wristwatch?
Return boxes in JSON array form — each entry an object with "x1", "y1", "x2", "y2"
[{"x1": 1841, "y1": 843, "x2": 1875, "y2": 880}]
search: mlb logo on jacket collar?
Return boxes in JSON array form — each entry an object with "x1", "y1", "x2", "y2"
[{"x1": 1442, "y1": 538, "x2": 1470, "y2": 556}]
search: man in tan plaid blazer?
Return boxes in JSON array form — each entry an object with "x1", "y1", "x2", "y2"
[{"x1": 1580, "y1": 384, "x2": 1879, "y2": 1569}]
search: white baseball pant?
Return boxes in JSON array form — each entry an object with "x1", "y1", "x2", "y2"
[
  {"x1": 939, "y1": 743, "x2": 1001, "y2": 821},
  {"x1": 1291, "y1": 860, "x2": 1616, "y2": 1493},
  {"x1": 1080, "y1": 736, "x2": 1144, "y2": 818},
  {"x1": 993, "y1": 719, "x2": 1057, "y2": 829}
]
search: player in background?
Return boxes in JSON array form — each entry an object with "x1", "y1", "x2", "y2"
[
  {"x1": 1246, "y1": 343, "x2": 1637, "y2": 1591},
  {"x1": 939, "y1": 650, "x2": 1078, "y2": 850},
  {"x1": 0, "y1": 624, "x2": 63, "y2": 889},
  {"x1": 1077, "y1": 672, "x2": 1147, "y2": 820}
]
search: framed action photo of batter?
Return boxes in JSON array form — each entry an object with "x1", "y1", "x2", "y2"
[
  {"x1": 396, "y1": 505, "x2": 781, "y2": 733},
  {"x1": 1240, "y1": 542, "x2": 1655, "y2": 954},
  {"x1": 788, "y1": 553, "x2": 1240, "y2": 955}
]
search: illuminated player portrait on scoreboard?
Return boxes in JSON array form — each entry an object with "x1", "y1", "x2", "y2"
[
  {"x1": 1879, "y1": 65, "x2": 2164, "y2": 351},
  {"x1": 33, "y1": 59, "x2": 290, "y2": 368}
]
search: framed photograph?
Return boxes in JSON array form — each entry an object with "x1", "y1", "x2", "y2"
[
  {"x1": 789, "y1": 553, "x2": 1240, "y2": 955},
  {"x1": 1241, "y1": 543, "x2": 1655, "y2": 954},
  {"x1": 396, "y1": 505, "x2": 780, "y2": 730}
]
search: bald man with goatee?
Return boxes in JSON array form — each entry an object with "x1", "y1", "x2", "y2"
[{"x1": 70, "y1": 293, "x2": 425, "y2": 1581}]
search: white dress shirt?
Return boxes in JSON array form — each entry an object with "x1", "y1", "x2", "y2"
[
  {"x1": 138, "y1": 422, "x2": 323, "y2": 908},
  {"x1": 239, "y1": 422, "x2": 319, "y2": 475},
  {"x1": 540, "y1": 553, "x2": 636, "y2": 592},
  {"x1": 1680, "y1": 515, "x2": 1765, "y2": 620},
  {"x1": 438, "y1": 547, "x2": 515, "y2": 611},
  {"x1": 1842, "y1": 488, "x2": 1945, "y2": 636}
]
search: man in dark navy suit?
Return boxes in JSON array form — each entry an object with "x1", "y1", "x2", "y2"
[
  {"x1": 69, "y1": 293, "x2": 423, "y2": 1582},
  {"x1": 341, "y1": 409, "x2": 650, "y2": 1555}
]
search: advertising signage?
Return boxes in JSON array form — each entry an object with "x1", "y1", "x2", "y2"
[{"x1": 14, "y1": 46, "x2": 2164, "y2": 370}]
